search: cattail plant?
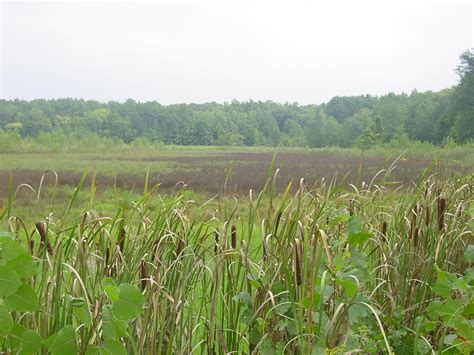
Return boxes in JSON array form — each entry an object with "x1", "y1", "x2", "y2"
[
  {"x1": 294, "y1": 238, "x2": 302, "y2": 287},
  {"x1": 413, "y1": 227, "x2": 419, "y2": 247},
  {"x1": 231, "y1": 224, "x2": 237, "y2": 249},
  {"x1": 28, "y1": 238, "x2": 35, "y2": 255},
  {"x1": 348, "y1": 199, "x2": 354, "y2": 216},
  {"x1": 151, "y1": 239, "x2": 159, "y2": 263},
  {"x1": 35, "y1": 221, "x2": 54, "y2": 256},
  {"x1": 214, "y1": 230, "x2": 219, "y2": 255},
  {"x1": 410, "y1": 205, "x2": 419, "y2": 239},
  {"x1": 175, "y1": 238, "x2": 184, "y2": 257},
  {"x1": 118, "y1": 227, "x2": 127, "y2": 253},
  {"x1": 381, "y1": 221, "x2": 388, "y2": 242},
  {"x1": 437, "y1": 198, "x2": 446, "y2": 231},
  {"x1": 140, "y1": 259, "x2": 148, "y2": 290},
  {"x1": 105, "y1": 246, "x2": 110, "y2": 272}
]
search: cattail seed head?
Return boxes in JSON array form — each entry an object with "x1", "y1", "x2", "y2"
[
  {"x1": 118, "y1": 228, "x2": 126, "y2": 253},
  {"x1": 231, "y1": 225, "x2": 237, "y2": 249},
  {"x1": 294, "y1": 238, "x2": 302, "y2": 286},
  {"x1": 105, "y1": 246, "x2": 110, "y2": 266},
  {"x1": 46, "y1": 241, "x2": 55, "y2": 256},
  {"x1": 36, "y1": 221, "x2": 54, "y2": 255},
  {"x1": 438, "y1": 198, "x2": 446, "y2": 231},
  {"x1": 140, "y1": 259, "x2": 147, "y2": 290},
  {"x1": 414, "y1": 228, "x2": 419, "y2": 247},
  {"x1": 214, "y1": 231, "x2": 219, "y2": 255},
  {"x1": 28, "y1": 239, "x2": 34, "y2": 255},
  {"x1": 151, "y1": 239, "x2": 159, "y2": 262},
  {"x1": 274, "y1": 210, "x2": 282, "y2": 233},
  {"x1": 35, "y1": 222, "x2": 46, "y2": 243},
  {"x1": 175, "y1": 238, "x2": 184, "y2": 257},
  {"x1": 348, "y1": 199, "x2": 354, "y2": 216},
  {"x1": 381, "y1": 221, "x2": 388, "y2": 242}
]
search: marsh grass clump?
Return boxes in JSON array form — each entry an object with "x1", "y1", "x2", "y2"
[{"x1": 0, "y1": 167, "x2": 472, "y2": 354}]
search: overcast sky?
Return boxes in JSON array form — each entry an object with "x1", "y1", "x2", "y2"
[{"x1": 1, "y1": 0, "x2": 472, "y2": 104}]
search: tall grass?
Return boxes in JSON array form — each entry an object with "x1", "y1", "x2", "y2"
[{"x1": 0, "y1": 166, "x2": 472, "y2": 354}]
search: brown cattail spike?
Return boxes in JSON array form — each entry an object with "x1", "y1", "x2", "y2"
[
  {"x1": 294, "y1": 238, "x2": 302, "y2": 286},
  {"x1": 105, "y1": 246, "x2": 110, "y2": 267},
  {"x1": 175, "y1": 238, "x2": 184, "y2": 257},
  {"x1": 348, "y1": 199, "x2": 354, "y2": 216},
  {"x1": 381, "y1": 221, "x2": 388, "y2": 242},
  {"x1": 36, "y1": 222, "x2": 46, "y2": 243},
  {"x1": 36, "y1": 221, "x2": 54, "y2": 256},
  {"x1": 214, "y1": 231, "x2": 219, "y2": 255},
  {"x1": 140, "y1": 259, "x2": 147, "y2": 290},
  {"x1": 28, "y1": 239, "x2": 34, "y2": 255},
  {"x1": 118, "y1": 228, "x2": 126, "y2": 253},
  {"x1": 231, "y1": 225, "x2": 237, "y2": 249},
  {"x1": 151, "y1": 239, "x2": 159, "y2": 263},
  {"x1": 438, "y1": 198, "x2": 446, "y2": 231}
]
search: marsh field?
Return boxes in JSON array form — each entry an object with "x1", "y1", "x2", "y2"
[{"x1": 0, "y1": 146, "x2": 472, "y2": 354}]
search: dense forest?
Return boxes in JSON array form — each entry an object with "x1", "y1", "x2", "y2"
[{"x1": 1, "y1": 50, "x2": 472, "y2": 148}]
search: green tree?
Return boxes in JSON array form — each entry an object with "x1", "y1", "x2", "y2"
[{"x1": 451, "y1": 49, "x2": 474, "y2": 143}]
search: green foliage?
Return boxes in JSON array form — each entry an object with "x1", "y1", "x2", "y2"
[
  {"x1": 1, "y1": 51, "x2": 473, "y2": 149},
  {"x1": 0, "y1": 164, "x2": 471, "y2": 353}
]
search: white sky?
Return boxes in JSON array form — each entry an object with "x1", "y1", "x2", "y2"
[{"x1": 1, "y1": 0, "x2": 473, "y2": 104}]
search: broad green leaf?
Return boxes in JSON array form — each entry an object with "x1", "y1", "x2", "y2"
[
  {"x1": 347, "y1": 216, "x2": 364, "y2": 234},
  {"x1": 301, "y1": 292, "x2": 320, "y2": 309},
  {"x1": 0, "y1": 304, "x2": 14, "y2": 336},
  {"x1": 0, "y1": 237, "x2": 24, "y2": 262},
  {"x1": 103, "y1": 305, "x2": 129, "y2": 340},
  {"x1": 348, "y1": 231, "x2": 370, "y2": 245},
  {"x1": 0, "y1": 231, "x2": 15, "y2": 239},
  {"x1": 111, "y1": 284, "x2": 145, "y2": 321},
  {"x1": 7, "y1": 253, "x2": 38, "y2": 277},
  {"x1": 433, "y1": 269, "x2": 458, "y2": 297},
  {"x1": 102, "y1": 339, "x2": 127, "y2": 355},
  {"x1": 45, "y1": 325, "x2": 77, "y2": 354},
  {"x1": 0, "y1": 265, "x2": 21, "y2": 297},
  {"x1": 232, "y1": 291, "x2": 252, "y2": 304},
  {"x1": 85, "y1": 346, "x2": 101, "y2": 355},
  {"x1": 338, "y1": 278, "x2": 358, "y2": 298},
  {"x1": 22, "y1": 330, "x2": 43, "y2": 354},
  {"x1": 104, "y1": 285, "x2": 119, "y2": 302},
  {"x1": 73, "y1": 303, "x2": 91, "y2": 327},
  {"x1": 5, "y1": 284, "x2": 40, "y2": 312},
  {"x1": 464, "y1": 245, "x2": 474, "y2": 263},
  {"x1": 8, "y1": 324, "x2": 26, "y2": 351}
]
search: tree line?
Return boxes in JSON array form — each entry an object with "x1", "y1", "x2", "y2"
[{"x1": 0, "y1": 50, "x2": 472, "y2": 148}]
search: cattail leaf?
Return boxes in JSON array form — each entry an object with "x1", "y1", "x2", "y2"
[
  {"x1": 4, "y1": 284, "x2": 40, "y2": 312},
  {"x1": 0, "y1": 265, "x2": 20, "y2": 297},
  {"x1": 111, "y1": 284, "x2": 145, "y2": 321},
  {"x1": 0, "y1": 304, "x2": 13, "y2": 336},
  {"x1": 7, "y1": 253, "x2": 38, "y2": 277}
]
